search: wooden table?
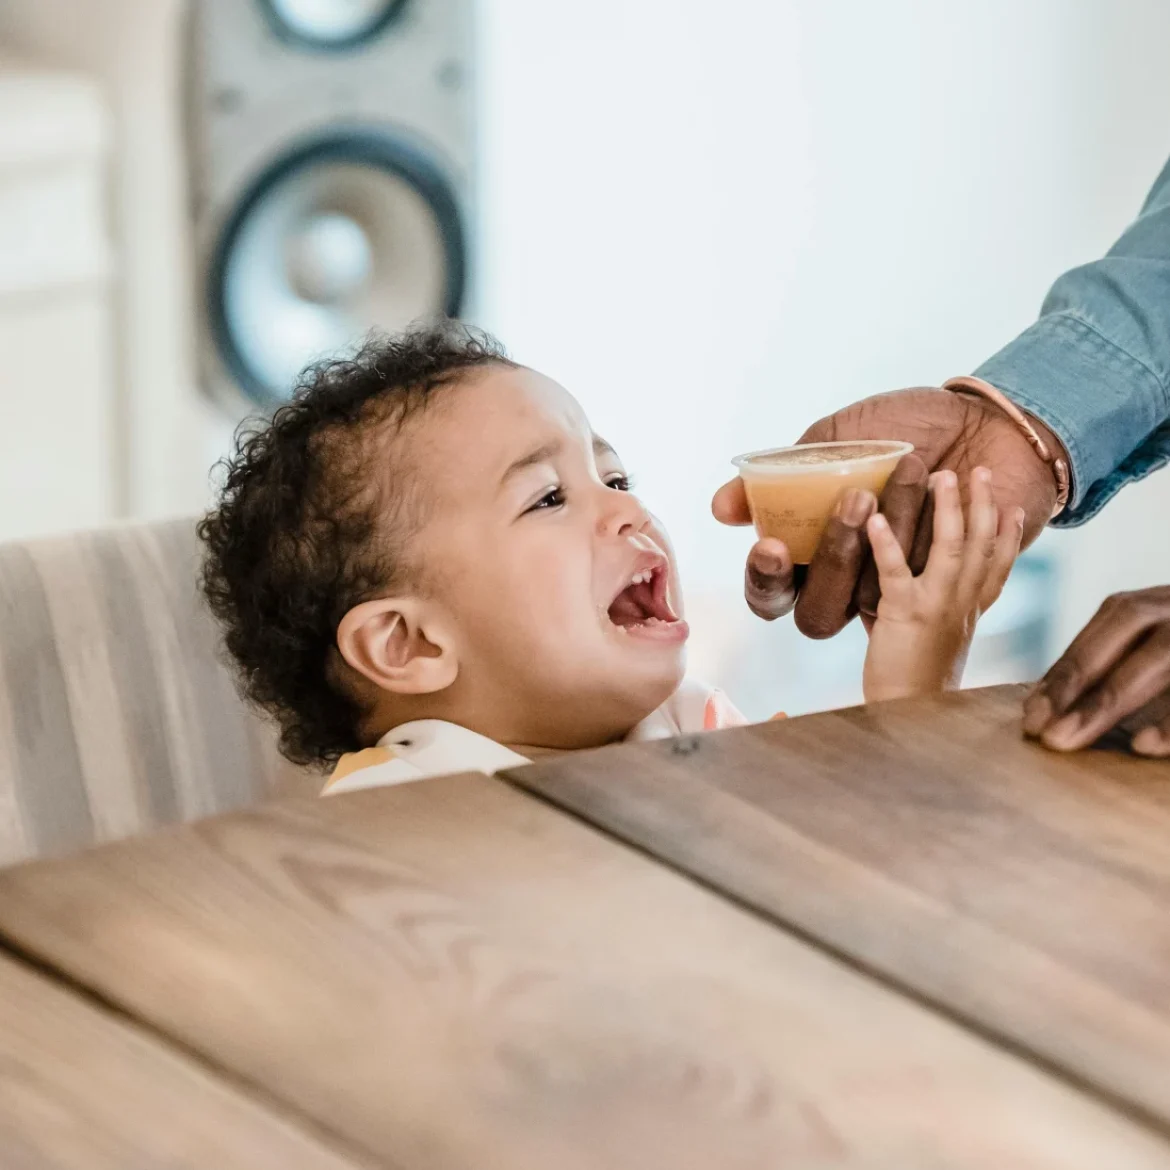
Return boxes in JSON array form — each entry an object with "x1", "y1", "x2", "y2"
[{"x1": 1, "y1": 685, "x2": 1170, "y2": 1168}]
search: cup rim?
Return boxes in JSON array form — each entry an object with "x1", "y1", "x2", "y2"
[{"x1": 732, "y1": 440, "x2": 914, "y2": 475}]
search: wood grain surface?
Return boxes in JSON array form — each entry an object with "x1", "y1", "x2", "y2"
[
  {"x1": 0, "y1": 773, "x2": 1166, "y2": 1168},
  {"x1": 0, "y1": 949, "x2": 366, "y2": 1170},
  {"x1": 507, "y1": 684, "x2": 1170, "y2": 1134}
]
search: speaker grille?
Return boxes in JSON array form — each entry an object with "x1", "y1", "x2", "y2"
[
  {"x1": 208, "y1": 128, "x2": 466, "y2": 407},
  {"x1": 259, "y1": 0, "x2": 409, "y2": 50}
]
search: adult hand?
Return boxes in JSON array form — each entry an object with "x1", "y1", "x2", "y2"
[
  {"x1": 712, "y1": 387, "x2": 1063, "y2": 638},
  {"x1": 1024, "y1": 587, "x2": 1170, "y2": 754}
]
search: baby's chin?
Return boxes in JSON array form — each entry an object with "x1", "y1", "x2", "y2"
[
  {"x1": 537, "y1": 655, "x2": 686, "y2": 750},
  {"x1": 615, "y1": 651, "x2": 688, "y2": 723}
]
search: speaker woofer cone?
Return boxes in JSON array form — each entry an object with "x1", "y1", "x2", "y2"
[
  {"x1": 260, "y1": 0, "x2": 408, "y2": 50},
  {"x1": 209, "y1": 128, "x2": 467, "y2": 408}
]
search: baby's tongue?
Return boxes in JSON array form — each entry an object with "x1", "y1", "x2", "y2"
[{"x1": 608, "y1": 580, "x2": 653, "y2": 627}]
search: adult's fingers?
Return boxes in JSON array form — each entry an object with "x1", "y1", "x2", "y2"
[
  {"x1": 794, "y1": 488, "x2": 875, "y2": 639},
  {"x1": 1130, "y1": 693, "x2": 1170, "y2": 756},
  {"x1": 712, "y1": 477, "x2": 752, "y2": 526},
  {"x1": 744, "y1": 538, "x2": 799, "y2": 621},
  {"x1": 855, "y1": 453, "x2": 929, "y2": 618},
  {"x1": 1039, "y1": 624, "x2": 1170, "y2": 751},
  {"x1": 1023, "y1": 589, "x2": 1170, "y2": 736},
  {"x1": 906, "y1": 488, "x2": 936, "y2": 577}
]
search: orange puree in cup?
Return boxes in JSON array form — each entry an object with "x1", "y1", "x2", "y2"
[{"x1": 733, "y1": 441, "x2": 913, "y2": 564}]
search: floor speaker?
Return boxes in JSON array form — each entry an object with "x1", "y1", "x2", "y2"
[{"x1": 188, "y1": 0, "x2": 473, "y2": 409}]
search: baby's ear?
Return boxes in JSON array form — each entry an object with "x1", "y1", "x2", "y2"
[{"x1": 336, "y1": 598, "x2": 457, "y2": 696}]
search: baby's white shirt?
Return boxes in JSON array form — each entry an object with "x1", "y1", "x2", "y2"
[{"x1": 322, "y1": 678, "x2": 746, "y2": 796}]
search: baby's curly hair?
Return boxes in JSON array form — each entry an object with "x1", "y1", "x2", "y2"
[{"x1": 198, "y1": 322, "x2": 514, "y2": 769}]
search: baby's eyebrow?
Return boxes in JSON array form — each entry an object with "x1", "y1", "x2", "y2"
[
  {"x1": 500, "y1": 440, "x2": 563, "y2": 485},
  {"x1": 593, "y1": 435, "x2": 619, "y2": 462},
  {"x1": 500, "y1": 435, "x2": 620, "y2": 488}
]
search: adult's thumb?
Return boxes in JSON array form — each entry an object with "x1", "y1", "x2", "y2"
[{"x1": 712, "y1": 477, "x2": 752, "y2": 526}]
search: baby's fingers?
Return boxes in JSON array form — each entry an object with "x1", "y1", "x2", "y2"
[
  {"x1": 866, "y1": 512, "x2": 913, "y2": 598},
  {"x1": 922, "y1": 471, "x2": 965, "y2": 590},
  {"x1": 958, "y1": 467, "x2": 998, "y2": 599},
  {"x1": 979, "y1": 505, "x2": 1025, "y2": 612}
]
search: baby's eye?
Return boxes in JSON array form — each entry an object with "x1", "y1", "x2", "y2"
[
  {"x1": 527, "y1": 487, "x2": 566, "y2": 512},
  {"x1": 605, "y1": 474, "x2": 633, "y2": 492}
]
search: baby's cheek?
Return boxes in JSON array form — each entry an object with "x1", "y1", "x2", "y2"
[
  {"x1": 487, "y1": 553, "x2": 599, "y2": 660},
  {"x1": 508, "y1": 578, "x2": 589, "y2": 651},
  {"x1": 646, "y1": 514, "x2": 678, "y2": 563}
]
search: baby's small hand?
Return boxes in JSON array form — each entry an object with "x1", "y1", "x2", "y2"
[{"x1": 862, "y1": 467, "x2": 1024, "y2": 703}]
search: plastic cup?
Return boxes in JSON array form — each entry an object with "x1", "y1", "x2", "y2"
[{"x1": 732, "y1": 440, "x2": 914, "y2": 564}]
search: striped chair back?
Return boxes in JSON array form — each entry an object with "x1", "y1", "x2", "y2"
[{"x1": 0, "y1": 518, "x2": 317, "y2": 866}]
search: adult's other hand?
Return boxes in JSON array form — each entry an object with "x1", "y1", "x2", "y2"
[
  {"x1": 712, "y1": 387, "x2": 1062, "y2": 638},
  {"x1": 1024, "y1": 587, "x2": 1170, "y2": 754}
]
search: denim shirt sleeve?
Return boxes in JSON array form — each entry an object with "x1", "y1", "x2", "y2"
[{"x1": 974, "y1": 154, "x2": 1170, "y2": 528}]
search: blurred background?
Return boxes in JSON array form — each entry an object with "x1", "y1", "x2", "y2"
[{"x1": 2, "y1": 0, "x2": 1170, "y2": 720}]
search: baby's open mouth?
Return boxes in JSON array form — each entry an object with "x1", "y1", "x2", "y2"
[{"x1": 607, "y1": 561, "x2": 681, "y2": 632}]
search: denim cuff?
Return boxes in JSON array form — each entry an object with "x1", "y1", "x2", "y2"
[{"x1": 975, "y1": 311, "x2": 1169, "y2": 527}]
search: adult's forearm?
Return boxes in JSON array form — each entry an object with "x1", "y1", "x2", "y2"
[{"x1": 974, "y1": 155, "x2": 1170, "y2": 527}]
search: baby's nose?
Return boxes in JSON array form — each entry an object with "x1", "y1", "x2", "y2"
[{"x1": 599, "y1": 486, "x2": 650, "y2": 536}]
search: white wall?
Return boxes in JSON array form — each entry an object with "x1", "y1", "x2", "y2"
[
  {"x1": 0, "y1": 0, "x2": 214, "y2": 524},
  {"x1": 6, "y1": 0, "x2": 1170, "y2": 712},
  {"x1": 0, "y1": 64, "x2": 117, "y2": 542},
  {"x1": 475, "y1": 0, "x2": 1170, "y2": 713}
]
